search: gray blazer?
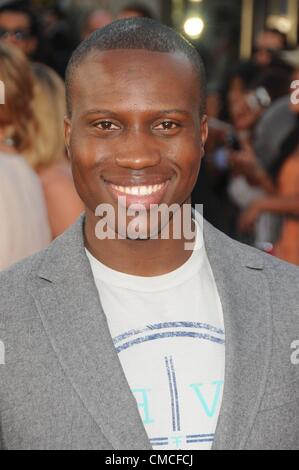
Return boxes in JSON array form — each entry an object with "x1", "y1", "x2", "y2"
[{"x1": 0, "y1": 214, "x2": 299, "y2": 450}]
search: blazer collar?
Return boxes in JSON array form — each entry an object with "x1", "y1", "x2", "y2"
[
  {"x1": 203, "y1": 221, "x2": 272, "y2": 450},
  {"x1": 33, "y1": 214, "x2": 272, "y2": 450},
  {"x1": 32, "y1": 214, "x2": 151, "y2": 450}
]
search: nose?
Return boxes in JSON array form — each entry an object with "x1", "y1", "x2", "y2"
[{"x1": 115, "y1": 130, "x2": 161, "y2": 170}]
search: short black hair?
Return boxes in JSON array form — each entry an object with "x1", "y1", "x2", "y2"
[
  {"x1": 119, "y1": 3, "x2": 155, "y2": 19},
  {"x1": 65, "y1": 18, "x2": 206, "y2": 117},
  {"x1": 0, "y1": 0, "x2": 39, "y2": 36}
]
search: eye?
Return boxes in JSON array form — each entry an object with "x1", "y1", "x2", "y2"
[
  {"x1": 94, "y1": 120, "x2": 121, "y2": 131},
  {"x1": 153, "y1": 121, "x2": 181, "y2": 131}
]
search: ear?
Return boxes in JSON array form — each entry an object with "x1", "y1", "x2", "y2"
[
  {"x1": 200, "y1": 114, "x2": 208, "y2": 154},
  {"x1": 64, "y1": 116, "x2": 71, "y2": 161}
]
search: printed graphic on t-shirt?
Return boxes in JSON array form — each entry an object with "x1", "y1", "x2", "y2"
[{"x1": 113, "y1": 321, "x2": 225, "y2": 450}]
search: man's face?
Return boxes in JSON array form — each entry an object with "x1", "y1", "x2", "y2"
[
  {"x1": 254, "y1": 31, "x2": 284, "y2": 66},
  {"x1": 65, "y1": 50, "x2": 208, "y2": 238},
  {"x1": 0, "y1": 11, "x2": 37, "y2": 56}
]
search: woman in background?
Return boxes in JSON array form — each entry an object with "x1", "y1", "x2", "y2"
[
  {"x1": 0, "y1": 43, "x2": 51, "y2": 270},
  {"x1": 27, "y1": 63, "x2": 84, "y2": 239},
  {"x1": 238, "y1": 120, "x2": 299, "y2": 265}
]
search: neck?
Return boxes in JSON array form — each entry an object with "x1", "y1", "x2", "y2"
[{"x1": 84, "y1": 202, "x2": 196, "y2": 277}]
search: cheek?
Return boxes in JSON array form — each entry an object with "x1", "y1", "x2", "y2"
[
  {"x1": 171, "y1": 140, "x2": 203, "y2": 198},
  {"x1": 70, "y1": 132, "x2": 98, "y2": 168},
  {"x1": 70, "y1": 131, "x2": 109, "y2": 181},
  {"x1": 180, "y1": 135, "x2": 203, "y2": 173},
  {"x1": 69, "y1": 139, "x2": 106, "y2": 210}
]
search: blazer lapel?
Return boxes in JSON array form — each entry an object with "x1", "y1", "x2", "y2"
[
  {"x1": 29, "y1": 215, "x2": 151, "y2": 450},
  {"x1": 203, "y1": 220, "x2": 273, "y2": 450}
]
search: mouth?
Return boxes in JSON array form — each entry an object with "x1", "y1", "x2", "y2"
[{"x1": 104, "y1": 179, "x2": 171, "y2": 209}]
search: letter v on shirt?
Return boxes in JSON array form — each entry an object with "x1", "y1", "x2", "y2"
[{"x1": 86, "y1": 213, "x2": 225, "y2": 450}]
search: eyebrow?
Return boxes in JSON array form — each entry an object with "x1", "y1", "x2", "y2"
[{"x1": 82, "y1": 108, "x2": 191, "y2": 118}]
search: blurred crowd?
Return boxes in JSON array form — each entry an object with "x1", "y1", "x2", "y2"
[
  {"x1": 193, "y1": 27, "x2": 299, "y2": 266},
  {"x1": 0, "y1": 0, "x2": 298, "y2": 269}
]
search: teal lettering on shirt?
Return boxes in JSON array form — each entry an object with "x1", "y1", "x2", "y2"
[
  {"x1": 190, "y1": 380, "x2": 224, "y2": 417},
  {"x1": 132, "y1": 388, "x2": 154, "y2": 424}
]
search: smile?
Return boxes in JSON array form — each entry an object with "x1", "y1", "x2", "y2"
[
  {"x1": 109, "y1": 183, "x2": 167, "y2": 196},
  {"x1": 105, "y1": 179, "x2": 171, "y2": 209}
]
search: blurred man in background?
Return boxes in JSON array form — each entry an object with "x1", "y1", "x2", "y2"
[
  {"x1": 0, "y1": 0, "x2": 38, "y2": 57},
  {"x1": 253, "y1": 28, "x2": 287, "y2": 67},
  {"x1": 81, "y1": 9, "x2": 113, "y2": 41}
]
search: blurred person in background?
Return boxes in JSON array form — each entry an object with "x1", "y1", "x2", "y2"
[
  {"x1": 81, "y1": 9, "x2": 113, "y2": 41},
  {"x1": 0, "y1": 0, "x2": 39, "y2": 58},
  {"x1": 237, "y1": 133, "x2": 299, "y2": 265},
  {"x1": 41, "y1": 4, "x2": 74, "y2": 77},
  {"x1": 237, "y1": 66, "x2": 299, "y2": 265},
  {"x1": 29, "y1": 63, "x2": 84, "y2": 239},
  {"x1": 224, "y1": 59, "x2": 262, "y2": 106},
  {"x1": 253, "y1": 28, "x2": 287, "y2": 67},
  {"x1": 226, "y1": 62, "x2": 293, "y2": 243},
  {"x1": 192, "y1": 88, "x2": 238, "y2": 238},
  {"x1": 228, "y1": 64, "x2": 292, "y2": 139},
  {"x1": 0, "y1": 0, "x2": 64, "y2": 72},
  {"x1": 0, "y1": 42, "x2": 51, "y2": 269},
  {"x1": 117, "y1": 3, "x2": 155, "y2": 20}
]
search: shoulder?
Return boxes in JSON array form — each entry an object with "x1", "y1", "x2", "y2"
[
  {"x1": 208, "y1": 225, "x2": 299, "y2": 352},
  {"x1": 0, "y1": 247, "x2": 49, "y2": 328},
  {"x1": 0, "y1": 214, "x2": 85, "y2": 316},
  {"x1": 260, "y1": 96, "x2": 292, "y2": 124},
  {"x1": 0, "y1": 247, "x2": 47, "y2": 291},
  {"x1": 280, "y1": 153, "x2": 299, "y2": 177},
  {"x1": 228, "y1": 230, "x2": 299, "y2": 315},
  {"x1": 205, "y1": 218, "x2": 299, "y2": 290}
]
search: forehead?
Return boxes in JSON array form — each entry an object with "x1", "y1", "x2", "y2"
[
  {"x1": 87, "y1": 12, "x2": 112, "y2": 29},
  {"x1": 0, "y1": 11, "x2": 30, "y2": 27},
  {"x1": 71, "y1": 49, "x2": 200, "y2": 116},
  {"x1": 257, "y1": 32, "x2": 282, "y2": 47}
]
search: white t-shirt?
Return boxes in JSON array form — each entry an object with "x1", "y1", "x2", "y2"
[
  {"x1": 0, "y1": 153, "x2": 51, "y2": 270},
  {"x1": 86, "y1": 214, "x2": 225, "y2": 450}
]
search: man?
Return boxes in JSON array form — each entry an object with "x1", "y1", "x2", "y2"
[
  {"x1": 0, "y1": 18, "x2": 298, "y2": 451},
  {"x1": 253, "y1": 28, "x2": 287, "y2": 67},
  {"x1": 80, "y1": 9, "x2": 113, "y2": 41},
  {"x1": 0, "y1": 0, "x2": 38, "y2": 57}
]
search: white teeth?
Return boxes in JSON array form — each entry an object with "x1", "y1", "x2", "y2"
[
  {"x1": 139, "y1": 187, "x2": 147, "y2": 196},
  {"x1": 110, "y1": 183, "x2": 166, "y2": 196}
]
